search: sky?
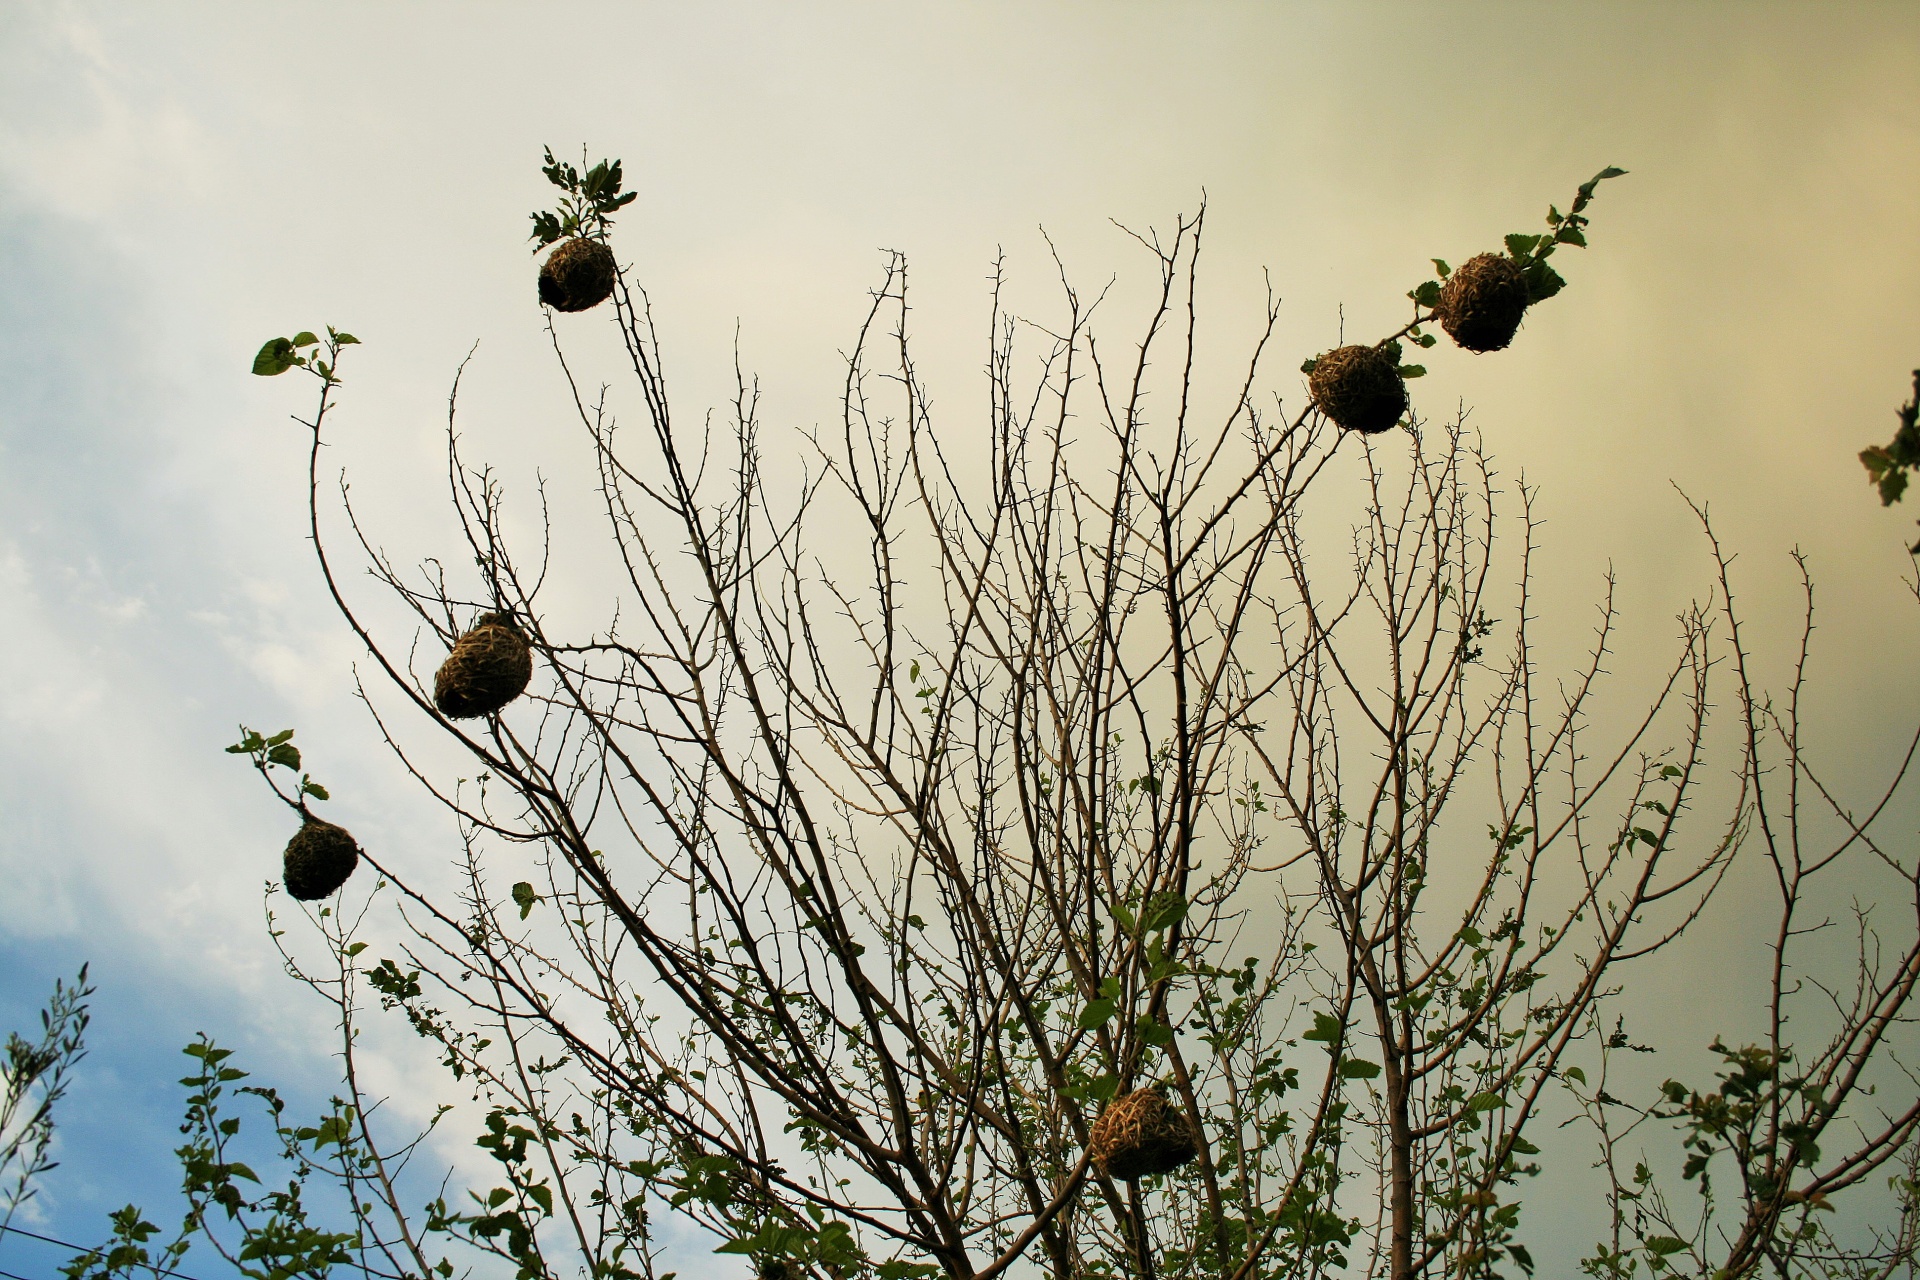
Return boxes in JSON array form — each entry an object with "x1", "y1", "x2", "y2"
[{"x1": 2, "y1": 1, "x2": 1919, "y2": 1276}]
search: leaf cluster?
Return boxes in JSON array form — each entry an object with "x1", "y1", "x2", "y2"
[
  {"x1": 2, "y1": 967, "x2": 93, "y2": 1234},
  {"x1": 251, "y1": 328, "x2": 358, "y2": 382},
  {"x1": 227, "y1": 726, "x2": 330, "y2": 806},
  {"x1": 1858, "y1": 371, "x2": 1920, "y2": 547},
  {"x1": 528, "y1": 146, "x2": 636, "y2": 248},
  {"x1": 1409, "y1": 166, "x2": 1627, "y2": 313}
]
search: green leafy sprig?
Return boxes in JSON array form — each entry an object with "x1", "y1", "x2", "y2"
[
  {"x1": 1303, "y1": 167, "x2": 1627, "y2": 395},
  {"x1": 226, "y1": 726, "x2": 331, "y2": 812},
  {"x1": 528, "y1": 146, "x2": 636, "y2": 249},
  {"x1": 250, "y1": 327, "x2": 358, "y2": 383},
  {"x1": 1409, "y1": 165, "x2": 1628, "y2": 315},
  {"x1": 1858, "y1": 371, "x2": 1920, "y2": 550}
]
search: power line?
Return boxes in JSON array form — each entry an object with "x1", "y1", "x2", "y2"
[{"x1": 0, "y1": 1225, "x2": 209, "y2": 1280}]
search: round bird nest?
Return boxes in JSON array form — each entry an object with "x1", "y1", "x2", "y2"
[
  {"x1": 1435, "y1": 253, "x2": 1531, "y2": 353},
  {"x1": 434, "y1": 612, "x2": 533, "y2": 719},
  {"x1": 538, "y1": 237, "x2": 617, "y2": 313},
  {"x1": 1308, "y1": 344, "x2": 1407, "y2": 435},
  {"x1": 1087, "y1": 1085, "x2": 1199, "y2": 1181},
  {"x1": 283, "y1": 818, "x2": 360, "y2": 901}
]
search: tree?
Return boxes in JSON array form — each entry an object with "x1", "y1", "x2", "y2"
[
  {"x1": 2, "y1": 967, "x2": 90, "y2": 1236},
  {"x1": 91, "y1": 155, "x2": 1918, "y2": 1280}
]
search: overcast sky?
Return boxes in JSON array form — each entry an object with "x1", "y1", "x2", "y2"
[{"x1": 3, "y1": 2, "x2": 1919, "y2": 1276}]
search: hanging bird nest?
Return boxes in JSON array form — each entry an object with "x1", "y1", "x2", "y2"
[
  {"x1": 758, "y1": 1264, "x2": 797, "y2": 1280},
  {"x1": 434, "y1": 612, "x2": 534, "y2": 719},
  {"x1": 1435, "y1": 253, "x2": 1531, "y2": 353},
  {"x1": 1307, "y1": 343, "x2": 1408, "y2": 435},
  {"x1": 283, "y1": 818, "x2": 360, "y2": 901},
  {"x1": 1087, "y1": 1085, "x2": 1199, "y2": 1181},
  {"x1": 538, "y1": 237, "x2": 617, "y2": 313}
]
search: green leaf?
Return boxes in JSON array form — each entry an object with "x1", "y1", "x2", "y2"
[
  {"x1": 1578, "y1": 166, "x2": 1629, "y2": 203},
  {"x1": 1555, "y1": 225, "x2": 1588, "y2": 247},
  {"x1": 1410, "y1": 279, "x2": 1444, "y2": 308},
  {"x1": 1302, "y1": 1011, "x2": 1344, "y2": 1044},
  {"x1": 330, "y1": 329, "x2": 360, "y2": 346},
  {"x1": 1136, "y1": 1015, "x2": 1174, "y2": 1047},
  {"x1": 1397, "y1": 364, "x2": 1426, "y2": 379},
  {"x1": 1432, "y1": 258, "x2": 1451, "y2": 278},
  {"x1": 1142, "y1": 891, "x2": 1186, "y2": 933},
  {"x1": 252, "y1": 337, "x2": 297, "y2": 376},
  {"x1": 1078, "y1": 998, "x2": 1116, "y2": 1030},
  {"x1": 311, "y1": 1115, "x2": 352, "y2": 1149},
  {"x1": 512, "y1": 882, "x2": 540, "y2": 920},
  {"x1": 300, "y1": 778, "x2": 330, "y2": 801},
  {"x1": 1564, "y1": 1066, "x2": 1587, "y2": 1085},
  {"x1": 290, "y1": 331, "x2": 319, "y2": 348},
  {"x1": 1300, "y1": 356, "x2": 1318, "y2": 374},
  {"x1": 1644, "y1": 1236, "x2": 1688, "y2": 1258},
  {"x1": 267, "y1": 742, "x2": 301, "y2": 771},
  {"x1": 1891, "y1": 473, "x2": 1914, "y2": 506},
  {"x1": 265, "y1": 729, "x2": 295, "y2": 746},
  {"x1": 877, "y1": 1262, "x2": 942, "y2": 1280},
  {"x1": 1467, "y1": 1090, "x2": 1503, "y2": 1112},
  {"x1": 1522, "y1": 259, "x2": 1566, "y2": 304},
  {"x1": 1339, "y1": 1057, "x2": 1381, "y2": 1079},
  {"x1": 1505, "y1": 233, "x2": 1544, "y2": 261}
]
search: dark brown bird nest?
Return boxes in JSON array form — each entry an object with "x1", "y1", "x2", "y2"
[
  {"x1": 538, "y1": 237, "x2": 617, "y2": 312},
  {"x1": 1308, "y1": 343, "x2": 1408, "y2": 435},
  {"x1": 283, "y1": 818, "x2": 360, "y2": 901},
  {"x1": 1435, "y1": 253, "x2": 1531, "y2": 353},
  {"x1": 1087, "y1": 1085, "x2": 1199, "y2": 1181},
  {"x1": 434, "y1": 612, "x2": 533, "y2": 719}
]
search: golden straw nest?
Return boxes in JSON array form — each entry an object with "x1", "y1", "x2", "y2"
[
  {"x1": 538, "y1": 237, "x2": 617, "y2": 313},
  {"x1": 1087, "y1": 1085, "x2": 1199, "y2": 1181},
  {"x1": 1435, "y1": 253, "x2": 1531, "y2": 353},
  {"x1": 1307, "y1": 344, "x2": 1407, "y2": 435},
  {"x1": 434, "y1": 612, "x2": 533, "y2": 720},
  {"x1": 283, "y1": 817, "x2": 361, "y2": 901}
]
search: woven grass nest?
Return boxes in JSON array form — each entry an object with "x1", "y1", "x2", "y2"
[
  {"x1": 1308, "y1": 343, "x2": 1407, "y2": 435},
  {"x1": 434, "y1": 612, "x2": 533, "y2": 719},
  {"x1": 538, "y1": 237, "x2": 617, "y2": 312},
  {"x1": 1436, "y1": 253, "x2": 1531, "y2": 353},
  {"x1": 1087, "y1": 1085, "x2": 1199, "y2": 1181},
  {"x1": 283, "y1": 818, "x2": 360, "y2": 901}
]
